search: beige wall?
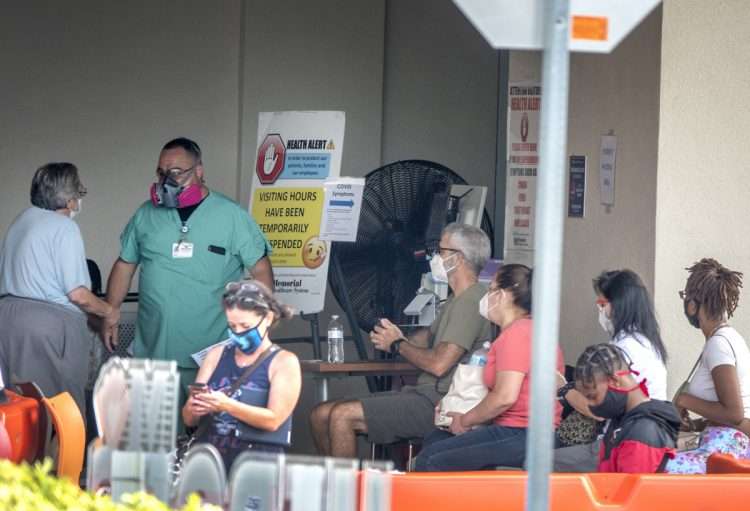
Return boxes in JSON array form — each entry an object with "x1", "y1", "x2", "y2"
[
  {"x1": 509, "y1": 7, "x2": 663, "y2": 363},
  {"x1": 0, "y1": 0, "x2": 243, "y2": 274},
  {"x1": 656, "y1": 0, "x2": 750, "y2": 394},
  {"x1": 381, "y1": 0, "x2": 500, "y2": 215}
]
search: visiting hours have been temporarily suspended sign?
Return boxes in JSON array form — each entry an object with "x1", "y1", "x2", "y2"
[{"x1": 249, "y1": 111, "x2": 345, "y2": 314}]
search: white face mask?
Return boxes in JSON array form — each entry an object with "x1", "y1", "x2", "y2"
[
  {"x1": 479, "y1": 293, "x2": 490, "y2": 320},
  {"x1": 429, "y1": 253, "x2": 457, "y2": 283},
  {"x1": 479, "y1": 290, "x2": 501, "y2": 321},
  {"x1": 598, "y1": 305, "x2": 614, "y2": 337},
  {"x1": 69, "y1": 198, "x2": 82, "y2": 219}
]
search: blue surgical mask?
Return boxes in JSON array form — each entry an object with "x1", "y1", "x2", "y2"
[{"x1": 227, "y1": 315, "x2": 266, "y2": 354}]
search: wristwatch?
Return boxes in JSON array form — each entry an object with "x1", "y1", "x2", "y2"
[{"x1": 390, "y1": 338, "x2": 406, "y2": 354}]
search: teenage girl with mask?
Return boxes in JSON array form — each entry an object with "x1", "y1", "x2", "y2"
[
  {"x1": 182, "y1": 279, "x2": 301, "y2": 470},
  {"x1": 574, "y1": 343, "x2": 679, "y2": 472},
  {"x1": 414, "y1": 264, "x2": 565, "y2": 471},
  {"x1": 667, "y1": 258, "x2": 750, "y2": 474},
  {"x1": 555, "y1": 269, "x2": 668, "y2": 471}
]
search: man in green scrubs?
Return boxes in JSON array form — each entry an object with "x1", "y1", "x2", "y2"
[{"x1": 102, "y1": 138, "x2": 273, "y2": 417}]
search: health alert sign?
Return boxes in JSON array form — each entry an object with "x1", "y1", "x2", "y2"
[
  {"x1": 249, "y1": 111, "x2": 345, "y2": 314},
  {"x1": 251, "y1": 188, "x2": 324, "y2": 268}
]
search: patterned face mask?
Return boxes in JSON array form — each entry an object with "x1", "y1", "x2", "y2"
[{"x1": 227, "y1": 314, "x2": 267, "y2": 354}]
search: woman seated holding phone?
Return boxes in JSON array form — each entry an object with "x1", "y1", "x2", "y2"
[{"x1": 182, "y1": 279, "x2": 301, "y2": 470}]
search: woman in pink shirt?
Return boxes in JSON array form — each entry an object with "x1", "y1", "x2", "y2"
[{"x1": 415, "y1": 264, "x2": 564, "y2": 471}]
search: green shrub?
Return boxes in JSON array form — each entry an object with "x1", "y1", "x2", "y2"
[{"x1": 0, "y1": 459, "x2": 220, "y2": 511}]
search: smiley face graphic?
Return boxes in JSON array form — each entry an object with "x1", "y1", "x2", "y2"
[{"x1": 301, "y1": 236, "x2": 327, "y2": 269}]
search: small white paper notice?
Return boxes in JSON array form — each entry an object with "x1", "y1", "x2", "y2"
[
  {"x1": 191, "y1": 339, "x2": 231, "y2": 366},
  {"x1": 319, "y1": 177, "x2": 365, "y2": 242},
  {"x1": 599, "y1": 135, "x2": 617, "y2": 206}
]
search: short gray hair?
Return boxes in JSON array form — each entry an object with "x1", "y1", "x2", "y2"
[
  {"x1": 442, "y1": 222, "x2": 491, "y2": 275},
  {"x1": 30, "y1": 162, "x2": 83, "y2": 210}
]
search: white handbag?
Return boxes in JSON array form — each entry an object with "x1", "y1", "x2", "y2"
[{"x1": 434, "y1": 363, "x2": 488, "y2": 428}]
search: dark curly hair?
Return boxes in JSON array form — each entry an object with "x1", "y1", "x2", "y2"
[{"x1": 684, "y1": 258, "x2": 743, "y2": 321}]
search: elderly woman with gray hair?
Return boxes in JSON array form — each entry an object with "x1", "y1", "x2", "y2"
[
  {"x1": 182, "y1": 279, "x2": 301, "y2": 470},
  {"x1": 0, "y1": 162, "x2": 118, "y2": 414}
]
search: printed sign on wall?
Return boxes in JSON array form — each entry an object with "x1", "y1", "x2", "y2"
[
  {"x1": 249, "y1": 111, "x2": 345, "y2": 314},
  {"x1": 503, "y1": 82, "x2": 540, "y2": 266}
]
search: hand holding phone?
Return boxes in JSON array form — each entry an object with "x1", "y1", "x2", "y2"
[{"x1": 189, "y1": 383, "x2": 208, "y2": 396}]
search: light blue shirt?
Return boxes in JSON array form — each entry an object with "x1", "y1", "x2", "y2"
[{"x1": 0, "y1": 207, "x2": 91, "y2": 312}]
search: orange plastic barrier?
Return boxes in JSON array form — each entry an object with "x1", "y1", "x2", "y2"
[
  {"x1": 390, "y1": 471, "x2": 750, "y2": 511},
  {"x1": 0, "y1": 390, "x2": 41, "y2": 463},
  {"x1": 707, "y1": 453, "x2": 750, "y2": 474}
]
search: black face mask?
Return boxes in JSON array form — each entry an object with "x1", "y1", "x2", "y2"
[
  {"x1": 589, "y1": 389, "x2": 629, "y2": 419},
  {"x1": 683, "y1": 299, "x2": 701, "y2": 329}
]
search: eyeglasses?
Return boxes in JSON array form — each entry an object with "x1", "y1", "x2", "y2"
[
  {"x1": 678, "y1": 290, "x2": 689, "y2": 301},
  {"x1": 156, "y1": 164, "x2": 198, "y2": 181},
  {"x1": 77, "y1": 186, "x2": 87, "y2": 198},
  {"x1": 430, "y1": 245, "x2": 462, "y2": 257}
]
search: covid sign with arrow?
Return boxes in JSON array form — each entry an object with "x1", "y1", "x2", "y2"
[{"x1": 319, "y1": 177, "x2": 365, "y2": 242}]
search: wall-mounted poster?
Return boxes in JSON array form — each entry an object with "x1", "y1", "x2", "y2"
[
  {"x1": 249, "y1": 111, "x2": 345, "y2": 314},
  {"x1": 503, "y1": 82, "x2": 541, "y2": 267}
]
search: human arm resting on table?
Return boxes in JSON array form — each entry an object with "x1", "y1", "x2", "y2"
[
  {"x1": 370, "y1": 318, "x2": 463, "y2": 376},
  {"x1": 397, "y1": 340, "x2": 465, "y2": 378},
  {"x1": 189, "y1": 351, "x2": 302, "y2": 432}
]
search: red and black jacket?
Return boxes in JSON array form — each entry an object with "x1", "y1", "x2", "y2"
[{"x1": 598, "y1": 400, "x2": 680, "y2": 473}]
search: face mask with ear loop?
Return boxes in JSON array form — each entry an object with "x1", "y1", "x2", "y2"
[
  {"x1": 429, "y1": 253, "x2": 459, "y2": 283},
  {"x1": 227, "y1": 314, "x2": 268, "y2": 354},
  {"x1": 597, "y1": 305, "x2": 615, "y2": 337},
  {"x1": 588, "y1": 369, "x2": 650, "y2": 419},
  {"x1": 479, "y1": 289, "x2": 502, "y2": 321}
]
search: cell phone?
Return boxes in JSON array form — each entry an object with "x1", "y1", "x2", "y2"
[{"x1": 188, "y1": 383, "x2": 208, "y2": 396}]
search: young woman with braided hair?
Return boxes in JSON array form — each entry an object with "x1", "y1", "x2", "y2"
[
  {"x1": 574, "y1": 343, "x2": 680, "y2": 473},
  {"x1": 667, "y1": 258, "x2": 750, "y2": 474}
]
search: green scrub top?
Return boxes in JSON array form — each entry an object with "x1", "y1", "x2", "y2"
[{"x1": 119, "y1": 191, "x2": 271, "y2": 368}]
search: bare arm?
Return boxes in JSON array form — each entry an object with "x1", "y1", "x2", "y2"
[
  {"x1": 182, "y1": 346, "x2": 224, "y2": 428},
  {"x1": 397, "y1": 341, "x2": 465, "y2": 378},
  {"x1": 564, "y1": 388, "x2": 605, "y2": 421},
  {"x1": 221, "y1": 351, "x2": 301, "y2": 431},
  {"x1": 249, "y1": 256, "x2": 274, "y2": 290},
  {"x1": 405, "y1": 327, "x2": 431, "y2": 348},
  {"x1": 460, "y1": 370, "x2": 525, "y2": 428},
  {"x1": 106, "y1": 258, "x2": 137, "y2": 308},
  {"x1": 100, "y1": 258, "x2": 137, "y2": 351},
  {"x1": 371, "y1": 318, "x2": 464, "y2": 376},
  {"x1": 68, "y1": 286, "x2": 116, "y2": 319},
  {"x1": 188, "y1": 351, "x2": 302, "y2": 431},
  {"x1": 678, "y1": 364, "x2": 746, "y2": 426}
]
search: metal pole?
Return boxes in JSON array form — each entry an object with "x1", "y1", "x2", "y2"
[{"x1": 525, "y1": 1, "x2": 569, "y2": 511}]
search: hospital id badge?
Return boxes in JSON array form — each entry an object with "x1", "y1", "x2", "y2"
[{"x1": 172, "y1": 242, "x2": 194, "y2": 259}]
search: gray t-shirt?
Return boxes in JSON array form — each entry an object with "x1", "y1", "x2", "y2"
[
  {"x1": 0, "y1": 207, "x2": 90, "y2": 312},
  {"x1": 409, "y1": 282, "x2": 493, "y2": 403}
]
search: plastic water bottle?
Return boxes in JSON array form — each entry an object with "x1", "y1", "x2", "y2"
[
  {"x1": 469, "y1": 341, "x2": 491, "y2": 367},
  {"x1": 327, "y1": 315, "x2": 345, "y2": 364}
]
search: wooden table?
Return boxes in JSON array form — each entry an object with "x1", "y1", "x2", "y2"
[{"x1": 301, "y1": 360, "x2": 419, "y2": 402}]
